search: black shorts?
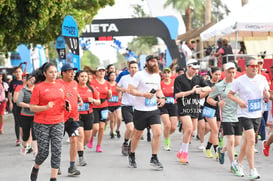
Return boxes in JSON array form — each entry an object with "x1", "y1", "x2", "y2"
[
  {"x1": 93, "y1": 107, "x2": 108, "y2": 123},
  {"x1": 159, "y1": 104, "x2": 178, "y2": 117},
  {"x1": 64, "y1": 118, "x2": 80, "y2": 137},
  {"x1": 238, "y1": 117, "x2": 261, "y2": 132},
  {"x1": 108, "y1": 106, "x2": 121, "y2": 113},
  {"x1": 79, "y1": 113, "x2": 94, "y2": 131},
  {"x1": 133, "y1": 109, "x2": 161, "y2": 131},
  {"x1": 222, "y1": 122, "x2": 243, "y2": 136},
  {"x1": 121, "y1": 106, "x2": 134, "y2": 124},
  {"x1": 177, "y1": 104, "x2": 201, "y2": 119}
]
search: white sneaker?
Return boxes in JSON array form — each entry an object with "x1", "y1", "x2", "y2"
[
  {"x1": 231, "y1": 160, "x2": 244, "y2": 177},
  {"x1": 198, "y1": 144, "x2": 205, "y2": 151},
  {"x1": 249, "y1": 168, "x2": 260, "y2": 179},
  {"x1": 254, "y1": 147, "x2": 259, "y2": 153}
]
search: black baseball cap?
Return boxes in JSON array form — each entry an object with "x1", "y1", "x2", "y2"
[{"x1": 61, "y1": 63, "x2": 77, "y2": 72}]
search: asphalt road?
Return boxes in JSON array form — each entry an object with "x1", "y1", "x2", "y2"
[{"x1": 0, "y1": 113, "x2": 273, "y2": 181}]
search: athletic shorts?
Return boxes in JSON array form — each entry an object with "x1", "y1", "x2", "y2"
[
  {"x1": 79, "y1": 113, "x2": 94, "y2": 131},
  {"x1": 108, "y1": 106, "x2": 121, "y2": 113},
  {"x1": 93, "y1": 107, "x2": 108, "y2": 123},
  {"x1": 121, "y1": 106, "x2": 134, "y2": 124},
  {"x1": 0, "y1": 102, "x2": 7, "y2": 115},
  {"x1": 64, "y1": 118, "x2": 80, "y2": 137},
  {"x1": 238, "y1": 117, "x2": 261, "y2": 132},
  {"x1": 159, "y1": 104, "x2": 178, "y2": 117},
  {"x1": 222, "y1": 122, "x2": 243, "y2": 136},
  {"x1": 133, "y1": 109, "x2": 161, "y2": 131}
]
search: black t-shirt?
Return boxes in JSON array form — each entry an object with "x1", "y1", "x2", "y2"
[
  {"x1": 174, "y1": 74, "x2": 208, "y2": 116},
  {"x1": 8, "y1": 79, "x2": 23, "y2": 96},
  {"x1": 204, "y1": 80, "x2": 219, "y2": 109}
]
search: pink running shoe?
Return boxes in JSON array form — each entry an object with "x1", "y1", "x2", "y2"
[
  {"x1": 96, "y1": 145, "x2": 103, "y2": 152},
  {"x1": 87, "y1": 137, "x2": 93, "y2": 149},
  {"x1": 176, "y1": 151, "x2": 183, "y2": 160},
  {"x1": 180, "y1": 152, "x2": 189, "y2": 164}
]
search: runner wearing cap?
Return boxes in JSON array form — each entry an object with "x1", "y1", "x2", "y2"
[
  {"x1": 127, "y1": 55, "x2": 165, "y2": 170},
  {"x1": 228, "y1": 57, "x2": 270, "y2": 179},
  {"x1": 174, "y1": 59, "x2": 211, "y2": 164},
  {"x1": 207, "y1": 62, "x2": 243, "y2": 175},
  {"x1": 159, "y1": 67, "x2": 177, "y2": 151},
  {"x1": 116, "y1": 60, "x2": 139, "y2": 156},
  {"x1": 57, "y1": 63, "x2": 82, "y2": 176},
  {"x1": 87, "y1": 66, "x2": 112, "y2": 152}
]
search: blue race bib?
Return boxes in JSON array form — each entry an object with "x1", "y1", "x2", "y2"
[
  {"x1": 108, "y1": 96, "x2": 119, "y2": 103},
  {"x1": 165, "y1": 97, "x2": 175, "y2": 104},
  {"x1": 202, "y1": 106, "x2": 216, "y2": 118},
  {"x1": 264, "y1": 102, "x2": 269, "y2": 111},
  {"x1": 78, "y1": 102, "x2": 89, "y2": 111},
  {"x1": 101, "y1": 110, "x2": 108, "y2": 120},
  {"x1": 145, "y1": 96, "x2": 157, "y2": 106},
  {"x1": 248, "y1": 99, "x2": 261, "y2": 112}
]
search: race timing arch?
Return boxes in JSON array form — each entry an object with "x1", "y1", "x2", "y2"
[{"x1": 81, "y1": 17, "x2": 185, "y2": 68}]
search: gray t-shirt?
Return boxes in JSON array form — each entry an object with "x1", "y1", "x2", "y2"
[{"x1": 209, "y1": 80, "x2": 238, "y2": 122}]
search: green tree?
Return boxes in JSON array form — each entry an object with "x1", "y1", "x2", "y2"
[
  {"x1": 0, "y1": 0, "x2": 114, "y2": 53},
  {"x1": 81, "y1": 50, "x2": 100, "y2": 69},
  {"x1": 115, "y1": 52, "x2": 127, "y2": 70}
]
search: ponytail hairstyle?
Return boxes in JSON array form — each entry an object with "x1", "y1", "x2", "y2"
[{"x1": 34, "y1": 62, "x2": 56, "y2": 84}]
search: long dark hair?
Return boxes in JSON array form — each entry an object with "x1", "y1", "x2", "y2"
[
  {"x1": 75, "y1": 70, "x2": 94, "y2": 93},
  {"x1": 33, "y1": 62, "x2": 56, "y2": 84}
]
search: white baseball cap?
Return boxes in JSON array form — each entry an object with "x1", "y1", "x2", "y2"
[
  {"x1": 96, "y1": 66, "x2": 105, "y2": 71},
  {"x1": 224, "y1": 62, "x2": 236, "y2": 70},
  {"x1": 187, "y1": 59, "x2": 200, "y2": 69}
]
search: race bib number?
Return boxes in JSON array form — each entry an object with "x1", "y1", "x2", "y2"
[
  {"x1": 108, "y1": 96, "x2": 119, "y2": 103},
  {"x1": 101, "y1": 110, "x2": 108, "y2": 120},
  {"x1": 145, "y1": 96, "x2": 157, "y2": 106},
  {"x1": 202, "y1": 106, "x2": 216, "y2": 118},
  {"x1": 78, "y1": 102, "x2": 89, "y2": 111},
  {"x1": 166, "y1": 97, "x2": 175, "y2": 104},
  {"x1": 248, "y1": 99, "x2": 261, "y2": 112}
]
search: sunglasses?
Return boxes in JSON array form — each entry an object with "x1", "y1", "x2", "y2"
[
  {"x1": 247, "y1": 64, "x2": 258, "y2": 68},
  {"x1": 189, "y1": 62, "x2": 199, "y2": 66}
]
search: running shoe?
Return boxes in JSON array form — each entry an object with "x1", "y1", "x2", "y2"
[
  {"x1": 128, "y1": 153, "x2": 137, "y2": 168},
  {"x1": 68, "y1": 166, "x2": 80, "y2": 176},
  {"x1": 254, "y1": 147, "x2": 259, "y2": 153},
  {"x1": 176, "y1": 151, "x2": 182, "y2": 160},
  {"x1": 231, "y1": 160, "x2": 244, "y2": 177},
  {"x1": 58, "y1": 168, "x2": 62, "y2": 175},
  {"x1": 262, "y1": 140, "x2": 270, "y2": 157},
  {"x1": 116, "y1": 130, "x2": 121, "y2": 138},
  {"x1": 79, "y1": 157, "x2": 87, "y2": 166},
  {"x1": 180, "y1": 152, "x2": 189, "y2": 164},
  {"x1": 96, "y1": 145, "x2": 103, "y2": 152},
  {"x1": 86, "y1": 137, "x2": 93, "y2": 149},
  {"x1": 122, "y1": 142, "x2": 129, "y2": 156},
  {"x1": 16, "y1": 139, "x2": 21, "y2": 147},
  {"x1": 30, "y1": 167, "x2": 39, "y2": 181},
  {"x1": 215, "y1": 151, "x2": 219, "y2": 160},
  {"x1": 234, "y1": 150, "x2": 238, "y2": 157},
  {"x1": 205, "y1": 149, "x2": 214, "y2": 158},
  {"x1": 249, "y1": 168, "x2": 260, "y2": 180},
  {"x1": 27, "y1": 146, "x2": 33, "y2": 154},
  {"x1": 198, "y1": 144, "x2": 205, "y2": 151},
  {"x1": 110, "y1": 133, "x2": 115, "y2": 139},
  {"x1": 150, "y1": 157, "x2": 163, "y2": 170},
  {"x1": 218, "y1": 147, "x2": 225, "y2": 164}
]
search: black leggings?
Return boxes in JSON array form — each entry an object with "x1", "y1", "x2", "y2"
[
  {"x1": 34, "y1": 122, "x2": 64, "y2": 169},
  {"x1": 12, "y1": 104, "x2": 21, "y2": 140},
  {"x1": 21, "y1": 115, "x2": 36, "y2": 141}
]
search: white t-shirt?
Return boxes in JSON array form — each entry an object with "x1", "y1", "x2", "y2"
[
  {"x1": 117, "y1": 74, "x2": 135, "y2": 106},
  {"x1": 231, "y1": 74, "x2": 269, "y2": 118},
  {"x1": 130, "y1": 70, "x2": 161, "y2": 111}
]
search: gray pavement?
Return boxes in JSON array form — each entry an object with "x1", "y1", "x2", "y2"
[{"x1": 0, "y1": 113, "x2": 273, "y2": 181}]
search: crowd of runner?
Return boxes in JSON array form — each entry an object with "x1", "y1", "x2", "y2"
[{"x1": 0, "y1": 54, "x2": 272, "y2": 181}]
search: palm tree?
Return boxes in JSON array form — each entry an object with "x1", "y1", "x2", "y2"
[{"x1": 164, "y1": 0, "x2": 205, "y2": 31}]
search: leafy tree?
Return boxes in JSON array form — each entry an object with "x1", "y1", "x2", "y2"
[
  {"x1": 81, "y1": 50, "x2": 100, "y2": 69},
  {"x1": 0, "y1": 0, "x2": 114, "y2": 53}
]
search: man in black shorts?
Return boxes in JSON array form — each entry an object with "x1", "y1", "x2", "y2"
[{"x1": 128, "y1": 55, "x2": 165, "y2": 170}]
